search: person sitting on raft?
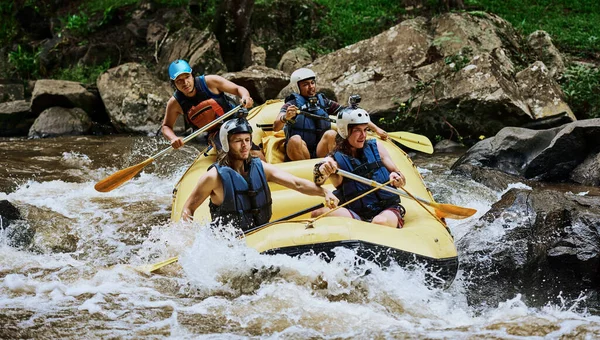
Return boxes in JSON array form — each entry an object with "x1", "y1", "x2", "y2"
[
  {"x1": 274, "y1": 68, "x2": 388, "y2": 161},
  {"x1": 181, "y1": 118, "x2": 339, "y2": 231},
  {"x1": 311, "y1": 107, "x2": 407, "y2": 228}
]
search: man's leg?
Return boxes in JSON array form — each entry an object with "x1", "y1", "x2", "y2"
[
  {"x1": 316, "y1": 130, "x2": 337, "y2": 158},
  {"x1": 286, "y1": 135, "x2": 310, "y2": 160},
  {"x1": 371, "y1": 208, "x2": 404, "y2": 228}
]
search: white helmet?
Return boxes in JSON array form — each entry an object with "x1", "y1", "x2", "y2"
[
  {"x1": 219, "y1": 118, "x2": 253, "y2": 152},
  {"x1": 336, "y1": 107, "x2": 370, "y2": 139},
  {"x1": 290, "y1": 68, "x2": 316, "y2": 93}
]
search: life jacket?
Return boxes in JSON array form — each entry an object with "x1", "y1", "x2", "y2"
[
  {"x1": 173, "y1": 75, "x2": 234, "y2": 132},
  {"x1": 333, "y1": 139, "x2": 400, "y2": 220},
  {"x1": 284, "y1": 93, "x2": 331, "y2": 158},
  {"x1": 209, "y1": 158, "x2": 272, "y2": 231}
]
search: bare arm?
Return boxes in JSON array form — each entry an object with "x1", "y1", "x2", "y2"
[
  {"x1": 262, "y1": 161, "x2": 339, "y2": 208},
  {"x1": 274, "y1": 102, "x2": 298, "y2": 132},
  {"x1": 315, "y1": 157, "x2": 343, "y2": 187},
  {"x1": 204, "y1": 75, "x2": 253, "y2": 108},
  {"x1": 162, "y1": 97, "x2": 185, "y2": 149},
  {"x1": 377, "y1": 141, "x2": 405, "y2": 187},
  {"x1": 181, "y1": 168, "x2": 221, "y2": 221},
  {"x1": 368, "y1": 121, "x2": 388, "y2": 140}
]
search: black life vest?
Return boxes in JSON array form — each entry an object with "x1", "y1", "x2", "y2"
[
  {"x1": 173, "y1": 75, "x2": 234, "y2": 132},
  {"x1": 284, "y1": 93, "x2": 331, "y2": 158},
  {"x1": 209, "y1": 158, "x2": 272, "y2": 231},
  {"x1": 333, "y1": 139, "x2": 400, "y2": 220}
]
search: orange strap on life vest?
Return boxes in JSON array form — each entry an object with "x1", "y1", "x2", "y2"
[{"x1": 187, "y1": 98, "x2": 225, "y2": 129}]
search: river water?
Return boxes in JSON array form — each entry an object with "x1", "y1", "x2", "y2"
[{"x1": 1, "y1": 136, "x2": 599, "y2": 339}]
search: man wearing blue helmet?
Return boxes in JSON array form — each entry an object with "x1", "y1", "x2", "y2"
[
  {"x1": 162, "y1": 59, "x2": 255, "y2": 151},
  {"x1": 181, "y1": 118, "x2": 339, "y2": 231}
]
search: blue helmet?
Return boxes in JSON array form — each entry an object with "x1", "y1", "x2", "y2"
[{"x1": 168, "y1": 60, "x2": 192, "y2": 80}]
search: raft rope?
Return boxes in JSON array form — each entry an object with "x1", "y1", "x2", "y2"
[{"x1": 307, "y1": 179, "x2": 394, "y2": 227}]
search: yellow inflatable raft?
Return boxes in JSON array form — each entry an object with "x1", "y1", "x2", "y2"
[{"x1": 171, "y1": 100, "x2": 460, "y2": 286}]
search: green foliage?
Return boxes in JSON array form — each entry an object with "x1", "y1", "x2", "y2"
[
  {"x1": 64, "y1": 11, "x2": 91, "y2": 35},
  {"x1": 314, "y1": 0, "x2": 405, "y2": 48},
  {"x1": 54, "y1": 60, "x2": 112, "y2": 84},
  {"x1": 0, "y1": 2, "x2": 17, "y2": 46},
  {"x1": 7, "y1": 45, "x2": 40, "y2": 79},
  {"x1": 473, "y1": 0, "x2": 600, "y2": 55},
  {"x1": 561, "y1": 64, "x2": 600, "y2": 119}
]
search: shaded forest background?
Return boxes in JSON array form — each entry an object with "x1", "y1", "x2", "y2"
[{"x1": 1, "y1": 0, "x2": 599, "y2": 119}]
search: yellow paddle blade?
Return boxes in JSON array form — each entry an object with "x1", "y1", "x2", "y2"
[
  {"x1": 388, "y1": 131, "x2": 434, "y2": 154},
  {"x1": 430, "y1": 202, "x2": 477, "y2": 220},
  {"x1": 134, "y1": 256, "x2": 179, "y2": 274},
  {"x1": 94, "y1": 158, "x2": 154, "y2": 192}
]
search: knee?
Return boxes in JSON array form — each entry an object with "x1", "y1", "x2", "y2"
[
  {"x1": 372, "y1": 215, "x2": 394, "y2": 227},
  {"x1": 288, "y1": 135, "x2": 304, "y2": 147},
  {"x1": 322, "y1": 129, "x2": 337, "y2": 140}
]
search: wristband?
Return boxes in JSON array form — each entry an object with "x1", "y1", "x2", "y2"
[{"x1": 313, "y1": 161, "x2": 325, "y2": 185}]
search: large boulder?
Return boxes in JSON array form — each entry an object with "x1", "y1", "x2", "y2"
[
  {"x1": 28, "y1": 107, "x2": 93, "y2": 138},
  {"x1": 452, "y1": 119, "x2": 600, "y2": 183},
  {"x1": 277, "y1": 47, "x2": 312, "y2": 74},
  {"x1": 97, "y1": 62, "x2": 172, "y2": 134},
  {"x1": 527, "y1": 30, "x2": 566, "y2": 78},
  {"x1": 0, "y1": 100, "x2": 34, "y2": 137},
  {"x1": 223, "y1": 66, "x2": 289, "y2": 104},
  {"x1": 308, "y1": 12, "x2": 574, "y2": 139},
  {"x1": 157, "y1": 26, "x2": 227, "y2": 79},
  {"x1": 31, "y1": 79, "x2": 103, "y2": 120},
  {"x1": 459, "y1": 188, "x2": 600, "y2": 309}
]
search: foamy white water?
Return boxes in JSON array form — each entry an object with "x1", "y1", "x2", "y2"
[{"x1": 1, "y1": 136, "x2": 599, "y2": 338}]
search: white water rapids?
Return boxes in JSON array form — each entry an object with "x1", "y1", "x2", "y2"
[{"x1": 1, "y1": 136, "x2": 599, "y2": 338}]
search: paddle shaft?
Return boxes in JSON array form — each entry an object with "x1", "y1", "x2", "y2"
[
  {"x1": 336, "y1": 169, "x2": 436, "y2": 208},
  {"x1": 151, "y1": 104, "x2": 241, "y2": 160},
  {"x1": 244, "y1": 202, "x2": 325, "y2": 235}
]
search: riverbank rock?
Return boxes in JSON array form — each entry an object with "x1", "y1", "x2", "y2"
[
  {"x1": 452, "y1": 119, "x2": 600, "y2": 183},
  {"x1": 157, "y1": 26, "x2": 227, "y2": 79},
  {"x1": 31, "y1": 80, "x2": 102, "y2": 118},
  {"x1": 0, "y1": 83, "x2": 25, "y2": 103},
  {"x1": 277, "y1": 47, "x2": 312, "y2": 74},
  {"x1": 0, "y1": 100, "x2": 34, "y2": 137},
  {"x1": 97, "y1": 62, "x2": 171, "y2": 134},
  {"x1": 458, "y1": 188, "x2": 600, "y2": 310},
  {"x1": 28, "y1": 107, "x2": 93, "y2": 138},
  {"x1": 0, "y1": 200, "x2": 21, "y2": 229},
  {"x1": 309, "y1": 12, "x2": 574, "y2": 140},
  {"x1": 223, "y1": 65, "x2": 289, "y2": 104}
]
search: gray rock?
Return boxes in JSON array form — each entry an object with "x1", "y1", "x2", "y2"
[
  {"x1": 527, "y1": 30, "x2": 565, "y2": 78},
  {"x1": 0, "y1": 83, "x2": 25, "y2": 103},
  {"x1": 223, "y1": 65, "x2": 289, "y2": 103},
  {"x1": 28, "y1": 107, "x2": 92, "y2": 138},
  {"x1": 277, "y1": 47, "x2": 312, "y2": 74},
  {"x1": 97, "y1": 62, "x2": 172, "y2": 133},
  {"x1": 0, "y1": 100, "x2": 34, "y2": 136}
]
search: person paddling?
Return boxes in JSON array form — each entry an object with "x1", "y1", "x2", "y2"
[
  {"x1": 312, "y1": 107, "x2": 407, "y2": 228},
  {"x1": 275, "y1": 68, "x2": 388, "y2": 160},
  {"x1": 162, "y1": 59, "x2": 263, "y2": 158},
  {"x1": 182, "y1": 118, "x2": 339, "y2": 230}
]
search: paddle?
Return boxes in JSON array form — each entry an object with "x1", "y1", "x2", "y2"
[
  {"x1": 94, "y1": 105, "x2": 242, "y2": 192},
  {"x1": 385, "y1": 131, "x2": 433, "y2": 154},
  {"x1": 336, "y1": 169, "x2": 476, "y2": 219},
  {"x1": 135, "y1": 202, "x2": 325, "y2": 273}
]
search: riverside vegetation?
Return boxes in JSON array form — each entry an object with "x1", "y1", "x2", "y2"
[{"x1": 1, "y1": 0, "x2": 599, "y2": 131}]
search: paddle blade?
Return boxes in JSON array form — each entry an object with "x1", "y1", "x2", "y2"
[
  {"x1": 388, "y1": 131, "x2": 434, "y2": 154},
  {"x1": 431, "y1": 202, "x2": 477, "y2": 220},
  {"x1": 134, "y1": 256, "x2": 179, "y2": 274},
  {"x1": 94, "y1": 158, "x2": 154, "y2": 192}
]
